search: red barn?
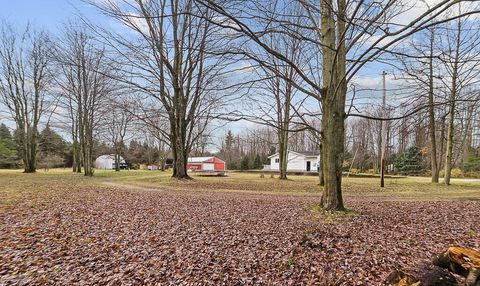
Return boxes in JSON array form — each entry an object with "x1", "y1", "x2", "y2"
[{"x1": 186, "y1": 157, "x2": 226, "y2": 175}]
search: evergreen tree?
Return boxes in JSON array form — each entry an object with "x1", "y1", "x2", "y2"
[
  {"x1": 463, "y1": 152, "x2": 480, "y2": 173},
  {"x1": 39, "y1": 126, "x2": 67, "y2": 155},
  {"x1": 38, "y1": 126, "x2": 68, "y2": 169},
  {"x1": 240, "y1": 156, "x2": 250, "y2": 170},
  {"x1": 394, "y1": 146, "x2": 425, "y2": 175},
  {"x1": 0, "y1": 123, "x2": 12, "y2": 140},
  {"x1": 253, "y1": 154, "x2": 263, "y2": 169},
  {"x1": 0, "y1": 123, "x2": 19, "y2": 168},
  {"x1": 224, "y1": 130, "x2": 234, "y2": 167}
]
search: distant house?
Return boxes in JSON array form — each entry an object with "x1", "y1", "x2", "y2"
[
  {"x1": 265, "y1": 151, "x2": 320, "y2": 172},
  {"x1": 186, "y1": 157, "x2": 226, "y2": 173},
  {"x1": 95, "y1": 154, "x2": 127, "y2": 170}
]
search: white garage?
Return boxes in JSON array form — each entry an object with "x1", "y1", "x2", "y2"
[{"x1": 95, "y1": 154, "x2": 127, "y2": 170}]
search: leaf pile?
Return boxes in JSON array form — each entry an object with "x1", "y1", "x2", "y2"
[{"x1": 0, "y1": 187, "x2": 478, "y2": 285}]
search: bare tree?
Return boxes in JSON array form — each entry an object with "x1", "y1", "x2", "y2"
[
  {"x1": 56, "y1": 24, "x2": 116, "y2": 176},
  {"x1": 143, "y1": 112, "x2": 171, "y2": 171},
  {"x1": 438, "y1": 9, "x2": 480, "y2": 185},
  {"x1": 395, "y1": 25, "x2": 442, "y2": 183},
  {"x1": 0, "y1": 24, "x2": 54, "y2": 173},
  {"x1": 103, "y1": 105, "x2": 133, "y2": 171}
]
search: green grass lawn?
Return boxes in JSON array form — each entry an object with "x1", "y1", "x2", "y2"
[{"x1": 1, "y1": 168, "x2": 479, "y2": 209}]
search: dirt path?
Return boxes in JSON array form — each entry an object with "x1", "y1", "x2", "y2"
[{"x1": 101, "y1": 180, "x2": 168, "y2": 193}]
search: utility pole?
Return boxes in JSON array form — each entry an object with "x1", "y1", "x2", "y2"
[{"x1": 380, "y1": 71, "x2": 387, "y2": 187}]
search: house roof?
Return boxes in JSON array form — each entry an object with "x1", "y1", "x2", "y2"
[
  {"x1": 96, "y1": 154, "x2": 125, "y2": 160},
  {"x1": 187, "y1": 156, "x2": 225, "y2": 163},
  {"x1": 268, "y1": 150, "x2": 320, "y2": 159},
  {"x1": 299, "y1": 151, "x2": 320, "y2": 157}
]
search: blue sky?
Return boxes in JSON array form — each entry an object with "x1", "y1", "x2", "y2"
[{"x1": 0, "y1": 0, "x2": 105, "y2": 33}]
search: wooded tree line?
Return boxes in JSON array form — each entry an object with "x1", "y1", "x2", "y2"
[
  {"x1": 0, "y1": 121, "x2": 169, "y2": 170},
  {"x1": 1, "y1": 0, "x2": 479, "y2": 211},
  {"x1": 0, "y1": 123, "x2": 70, "y2": 169}
]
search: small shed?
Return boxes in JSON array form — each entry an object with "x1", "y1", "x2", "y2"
[
  {"x1": 95, "y1": 154, "x2": 127, "y2": 170},
  {"x1": 187, "y1": 157, "x2": 226, "y2": 174}
]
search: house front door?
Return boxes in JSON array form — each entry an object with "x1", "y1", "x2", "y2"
[{"x1": 306, "y1": 161, "x2": 311, "y2": 171}]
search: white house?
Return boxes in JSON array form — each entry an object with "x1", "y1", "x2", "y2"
[
  {"x1": 265, "y1": 151, "x2": 320, "y2": 172},
  {"x1": 95, "y1": 154, "x2": 127, "y2": 170}
]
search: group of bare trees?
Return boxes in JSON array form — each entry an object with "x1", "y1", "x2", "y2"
[
  {"x1": 0, "y1": 22, "x2": 121, "y2": 176},
  {"x1": 86, "y1": 0, "x2": 235, "y2": 179},
  {"x1": 55, "y1": 25, "x2": 118, "y2": 176}
]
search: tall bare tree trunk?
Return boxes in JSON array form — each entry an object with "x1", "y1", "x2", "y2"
[
  {"x1": 319, "y1": 141, "x2": 325, "y2": 186},
  {"x1": 444, "y1": 101, "x2": 455, "y2": 185},
  {"x1": 278, "y1": 129, "x2": 289, "y2": 180},
  {"x1": 23, "y1": 129, "x2": 38, "y2": 173},
  {"x1": 72, "y1": 141, "x2": 82, "y2": 173},
  {"x1": 444, "y1": 19, "x2": 461, "y2": 186},
  {"x1": 71, "y1": 123, "x2": 82, "y2": 173},
  {"x1": 427, "y1": 30, "x2": 439, "y2": 183},
  {"x1": 438, "y1": 114, "x2": 447, "y2": 171},
  {"x1": 171, "y1": 116, "x2": 189, "y2": 179},
  {"x1": 159, "y1": 149, "x2": 167, "y2": 171},
  {"x1": 114, "y1": 152, "x2": 121, "y2": 171},
  {"x1": 320, "y1": 0, "x2": 346, "y2": 211}
]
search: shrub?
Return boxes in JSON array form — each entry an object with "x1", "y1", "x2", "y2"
[
  {"x1": 439, "y1": 168, "x2": 465, "y2": 178},
  {"x1": 349, "y1": 168, "x2": 361, "y2": 174},
  {"x1": 463, "y1": 155, "x2": 480, "y2": 173},
  {"x1": 450, "y1": 168, "x2": 464, "y2": 178},
  {"x1": 464, "y1": 171, "x2": 480, "y2": 178}
]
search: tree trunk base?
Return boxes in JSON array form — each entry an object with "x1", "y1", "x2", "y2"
[
  {"x1": 171, "y1": 174, "x2": 192, "y2": 180},
  {"x1": 388, "y1": 246, "x2": 480, "y2": 286}
]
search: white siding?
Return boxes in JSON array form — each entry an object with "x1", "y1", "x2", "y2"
[
  {"x1": 269, "y1": 152, "x2": 320, "y2": 172},
  {"x1": 95, "y1": 157, "x2": 115, "y2": 170}
]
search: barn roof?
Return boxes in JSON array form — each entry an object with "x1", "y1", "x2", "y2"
[
  {"x1": 187, "y1": 157, "x2": 225, "y2": 163},
  {"x1": 188, "y1": 157, "x2": 214, "y2": 163}
]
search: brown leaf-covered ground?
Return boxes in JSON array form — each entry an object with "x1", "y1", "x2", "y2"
[{"x1": 0, "y1": 170, "x2": 479, "y2": 285}]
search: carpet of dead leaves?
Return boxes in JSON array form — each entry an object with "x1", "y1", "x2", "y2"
[{"x1": 0, "y1": 184, "x2": 479, "y2": 285}]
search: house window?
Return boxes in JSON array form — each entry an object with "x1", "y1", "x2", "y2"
[{"x1": 275, "y1": 158, "x2": 279, "y2": 163}]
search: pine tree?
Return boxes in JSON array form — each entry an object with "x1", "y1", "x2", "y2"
[
  {"x1": 394, "y1": 146, "x2": 424, "y2": 175},
  {"x1": 0, "y1": 123, "x2": 12, "y2": 140},
  {"x1": 38, "y1": 126, "x2": 68, "y2": 169},
  {"x1": 0, "y1": 123, "x2": 18, "y2": 168},
  {"x1": 240, "y1": 156, "x2": 250, "y2": 170},
  {"x1": 39, "y1": 126, "x2": 66, "y2": 155},
  {"x1": 253, "y1": 154, "x2": 263, "y2": 169}
]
